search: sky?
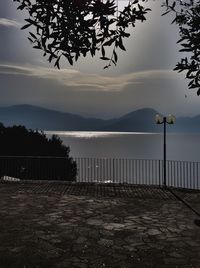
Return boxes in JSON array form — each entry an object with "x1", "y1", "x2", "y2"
[{"x1": 0, "y1": 0, "x2": 200, "y2": 119}]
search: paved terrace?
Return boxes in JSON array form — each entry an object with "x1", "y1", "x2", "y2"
[{"x1": 0, "y1": 181, "x2": 200, "y2": 268}]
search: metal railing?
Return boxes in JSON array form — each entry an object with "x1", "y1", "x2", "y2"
[
  {"x1": 0, "y1": 156, "x2": 199, "y2": 190},
  {"x1": 75, "y1": 158, "x2": 200, "y2": 190},
  {"x1": 0, "y1": 156, "x2": 76, "y2": 182},
  {"x1": 166, "y1": 160, "x2": 200, "y2": 190}
]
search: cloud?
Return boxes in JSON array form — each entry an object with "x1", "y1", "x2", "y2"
[
  {"x1": 0, "y1": 62, "x2": 197, "y2": 118},
  {"x1": 0, "y1": 18, "x2": 21, "y2": 28},
  {"x1": 0, "y1": 63, "x2": 178, "y2": 92}
]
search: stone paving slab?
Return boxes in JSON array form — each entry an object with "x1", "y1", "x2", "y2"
[{"x1": 0, "y1": 181, "x2": 200, "y2": 268}]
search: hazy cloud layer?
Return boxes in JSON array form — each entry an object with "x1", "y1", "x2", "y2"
[
  {"x1": 0, "y1": 18, "x2": 21, "y2": 28},
  {"x1": 0, "y1": 63, "x2": 198, "y2": 118},
  {"x1": 0, "y1": 64, "x2": 180, "y2": 92}
]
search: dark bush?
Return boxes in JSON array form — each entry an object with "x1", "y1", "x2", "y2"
[{"x1": 0, "y1": 124, "x2": 77, "y2": 181}]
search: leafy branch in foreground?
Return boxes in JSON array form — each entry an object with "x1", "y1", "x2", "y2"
[
  {"x1": 162, "y1": 0, "x2": 200, "y2": 94},
  {"x1": 13, "y1": 0, "x2": 150, "y2": 68}
]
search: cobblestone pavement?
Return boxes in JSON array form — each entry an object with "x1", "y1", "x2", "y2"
[{"x1": 0, "y1": 181, "x2": 200, "y2": 268}]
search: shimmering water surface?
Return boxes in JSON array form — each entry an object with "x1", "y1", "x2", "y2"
[{"x1": 45, "y1": 131, "x2": 200, "y2": 162}]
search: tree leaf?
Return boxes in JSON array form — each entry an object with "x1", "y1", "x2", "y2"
[
  {"x1": 113, "y1": 50, "x2": 118, "y2": 63},
  {"x1": 21, "y1": 24, "x2": 31, "y2": 30},
  {"x1": 101, "y1": 46, "x2": 105, "y2": 57},
  {"x1": 100, "y1": 57, "x2": 110, "y2": 60}
]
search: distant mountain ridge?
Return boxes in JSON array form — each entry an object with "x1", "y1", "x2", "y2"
[
  {"x1": 102, "y1": 108, "x2": 160, "y2": 132},
  {"x1": 0, "y1": 104, "x2": 112, "y2": 131},
  {"x1": 0, "y1": 104, "x2": 199, "y2": 132}
]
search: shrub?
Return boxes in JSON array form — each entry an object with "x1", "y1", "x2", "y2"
[{"x1": 0, "y1": 124, "x2": 77, "y2": 181}]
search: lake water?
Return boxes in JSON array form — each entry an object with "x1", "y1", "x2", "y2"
[{"x1": 45, "y1": 131, "x2": 200, "y2": 162}]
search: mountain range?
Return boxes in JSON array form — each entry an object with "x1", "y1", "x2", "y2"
[{"x1": 0, "y1": 104, "x2": 199, "y2": 133}]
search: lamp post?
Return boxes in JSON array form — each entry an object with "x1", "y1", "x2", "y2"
[{"x1": 155, "y1": 114, "x2": 175, "y2": 187}]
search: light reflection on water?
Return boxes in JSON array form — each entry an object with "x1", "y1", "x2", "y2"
[
  {"x1": 45, "y1": 131, "x2": 157, "y2": 139},
  {"x1": 45, "y1": 131, "x2": 200, "y2": 162}
]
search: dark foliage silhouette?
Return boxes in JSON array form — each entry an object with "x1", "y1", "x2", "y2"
[
  {"x1": 13, "y1": 0, "x2": 150, "y2": 68},
  {"x1": 163, "y1": 0, "x2": 200, "y2": 94},
  {"x1": 13, "y1": 0, "x2": 200, "y2": 93},
  {"x1": 0, "y1": 124, "x2": 77, "y2": 181}
]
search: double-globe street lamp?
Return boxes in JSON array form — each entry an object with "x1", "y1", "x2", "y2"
[{"x1": 155, "y1": 114, "x2": 175, "y2": 187}]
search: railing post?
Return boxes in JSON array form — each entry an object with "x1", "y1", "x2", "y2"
[
  {"x1": 113, "y1": 158, "x2": 115, "y2": 183},
  {"x1": 197, "y1": 162, "x2": 199, "y2": 190},
  {"x1": 163, "y1": 117, "x2": 167, "y2": 187}
]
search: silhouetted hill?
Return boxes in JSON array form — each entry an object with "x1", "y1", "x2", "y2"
[
  {"x1": 0, "y1": 105, "x2": 114, "y2": 131},
  {"x1": 102, "y1": 108, "x2": 160, "y2": 132},
  {"x1": 0, "y1": 104, "x2": 199, "y2": 132}
]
